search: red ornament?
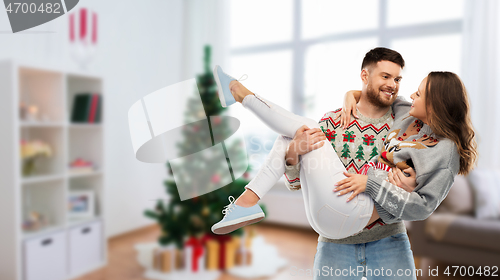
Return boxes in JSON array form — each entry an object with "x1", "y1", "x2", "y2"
[{"x1": 211, "y1": 174, "x2": 220, "y2": 184}]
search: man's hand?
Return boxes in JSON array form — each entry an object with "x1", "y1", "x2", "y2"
[
  {"x1": 285, "y1": 125, "x2": 327, "y2": 165},
  {"x1": 334, "y1": 172, "x2": 368, "y2": 202},
  {"x1": 387, "y1": 167, "x2": 417, "y2": 192}
]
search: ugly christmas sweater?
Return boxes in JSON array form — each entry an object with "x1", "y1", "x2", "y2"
[
  {"x1": 364, "y1": 98, "x2": 460, "y2": 224},
  {"x1": 284, "y1": 105, "x2": 408, "y2": 244},
  {"x1": 284, "y1": 106, "x2": 395, "y2": 186}
]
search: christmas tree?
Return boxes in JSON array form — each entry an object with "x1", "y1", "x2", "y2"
[
  {"x1": 369, "y1": 146, "x2": 379, "y2": 160},
  {"x1": 144, "y1": 46, "x2": 261, "y2": 249},
  {"x1": 355, "y1": 145, "x2": 364, "y2": 161},
  {"x1": 341, "y1": 143, "x2": 350, "y2": 159}
]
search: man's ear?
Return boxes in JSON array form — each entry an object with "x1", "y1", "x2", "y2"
[{"x1": 361, "y1": 69, "x2": 369, "y2": 85}]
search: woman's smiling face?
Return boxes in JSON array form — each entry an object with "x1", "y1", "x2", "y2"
[{"x1": 410, "y1": 77, "x2": 429, "y2": 124}]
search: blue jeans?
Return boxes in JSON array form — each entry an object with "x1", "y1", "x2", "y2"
[{"x1": 312, "y1": 233, "x2": 417, "y2": 280}]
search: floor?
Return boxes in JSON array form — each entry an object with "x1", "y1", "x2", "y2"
[
  {"x1": 74, "y1": 223, "x2": 487, "y2": 280},
  {"x1": 74, "y1": 223, "x2": 318, "y2": 280}
]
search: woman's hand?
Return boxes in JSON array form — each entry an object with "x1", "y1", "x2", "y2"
[
  {"x1": 387, "y1": 167, "x2": 417, "y2": 192},
  {"x1": 334, "y1": 172, "x2": 368, "y2": 202},
  {"x1": 335, "y1": 90, "x2": 361, "y2": 129}
]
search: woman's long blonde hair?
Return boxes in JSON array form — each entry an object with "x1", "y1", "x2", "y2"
[{"x1": 425, "y1": 71, "x2": 478, "y2": 175}]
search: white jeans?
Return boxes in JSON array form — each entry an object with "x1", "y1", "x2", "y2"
[{"x1": 242, "y1": 94, "x2": 374, "y2": 239}]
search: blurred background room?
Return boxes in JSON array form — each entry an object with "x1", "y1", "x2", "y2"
[{"x1": 0, "y1": 0, "x2": 499, "y2": 280}]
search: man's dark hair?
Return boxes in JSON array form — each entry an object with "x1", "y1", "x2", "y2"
[{"x1": 361, "y1": 47, "x2": 405, "y2": 70}]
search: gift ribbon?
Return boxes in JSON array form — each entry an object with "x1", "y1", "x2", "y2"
[
  {"x1": 185, "y1": 236, "x2": 204, "y2": 272},
  {"x1": 326, "y1": 129, "x2": 336, "y2": 140},
  {"x1": 214, "y1": 235, "x2": 231, "y2": 270},
  {"x1": 343, "y1": 131, "x2": 356, "y2": 142},
  {"x1": 363, "y1": 134, "x2": 375, "y2": 145}
]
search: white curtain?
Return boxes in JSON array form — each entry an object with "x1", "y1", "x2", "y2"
[
  {"x1": 181, "y1": 0, "x2": 230, "y2": 80},
  {"x1": 461, "y1": 0, "x2": 500, "y2": 169}
]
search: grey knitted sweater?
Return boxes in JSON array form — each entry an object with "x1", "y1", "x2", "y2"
[{"x1": 365, "y1": 98, "x2": 460, "y2": 224}]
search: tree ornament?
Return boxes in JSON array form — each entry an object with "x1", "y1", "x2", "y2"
[
  {"x1": 202, "y1": 206, "x2": 210, "y2": 216},
  {"x1": 211, "y1": 174, "x2": 220, "y2": 184}
]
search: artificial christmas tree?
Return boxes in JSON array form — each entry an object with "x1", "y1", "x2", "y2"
[{"x1": 143, "y1": 46, "x2": 265, "y2": 271}]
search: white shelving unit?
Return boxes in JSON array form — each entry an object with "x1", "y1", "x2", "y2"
[{"x1": 0, "y1": 61, "x2": 107, "y2": 280}]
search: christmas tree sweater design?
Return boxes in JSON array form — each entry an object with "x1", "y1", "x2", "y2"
[{"x1": 284, "y1": 107, "x2": 394, "y2": 190}]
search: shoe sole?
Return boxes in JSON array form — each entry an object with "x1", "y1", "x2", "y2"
[
  {"x1": 212, "y1": 213, "x2": 265, "y2": 235},
  {"x1": 213, "y1": 66, "x2": 227, "y2": 108}
]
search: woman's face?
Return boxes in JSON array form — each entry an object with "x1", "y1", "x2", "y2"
[{"x1": 410, "y1": 77, "x2": 428, "y2": 123}]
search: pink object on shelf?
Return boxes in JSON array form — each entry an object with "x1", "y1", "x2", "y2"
[{"x1": 70, "y1": 158, "x2": 93, "y2": 167}]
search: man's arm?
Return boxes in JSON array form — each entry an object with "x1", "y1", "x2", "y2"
[{"x1": 285, "y1": 139, "x2": 301, "y2": 165}]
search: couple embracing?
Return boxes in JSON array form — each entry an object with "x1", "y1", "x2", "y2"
[{"x1": 211, "y1": 47, "x2": 477, "y2": 280}]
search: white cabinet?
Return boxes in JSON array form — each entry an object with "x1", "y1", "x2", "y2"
[
  {"x1": 0, "y1": 61, "x2": 106, "y2": 280},
  {"x1": 24, "y1": 231, "x2": 67, "y2": 280},
  {"x1": 69, "y1": 221, "x2": 103, "y2": 277}
]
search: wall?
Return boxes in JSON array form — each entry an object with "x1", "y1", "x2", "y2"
[{"x1": 0, "y1": 0, "x2": 185, "y2": 238}]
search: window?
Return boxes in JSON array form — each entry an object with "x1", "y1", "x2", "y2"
[{"x1": 229, "y1": 0, "x2": 464, "y2": 172}]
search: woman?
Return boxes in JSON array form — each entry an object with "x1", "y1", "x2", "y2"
[{"x1": 211, "y1": 65, "x2": 477, "y2": 240}]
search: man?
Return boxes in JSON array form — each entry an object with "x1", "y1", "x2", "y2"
[{"x1": 284, "y1": 47, "x2": 417, "y2": 280}]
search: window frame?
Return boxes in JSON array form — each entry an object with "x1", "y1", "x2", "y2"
[{"x1": 230, "y1": 0, "x2": 463, "y2": 115}]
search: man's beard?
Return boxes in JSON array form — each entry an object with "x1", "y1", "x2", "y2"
[{"x1": 366, "y1": 84, "x2": 395, "y2": 107}]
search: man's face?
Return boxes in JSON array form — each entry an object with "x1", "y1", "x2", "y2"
[{"x1": 364, "y1": 60, "x2": 402, "y2": 107}]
